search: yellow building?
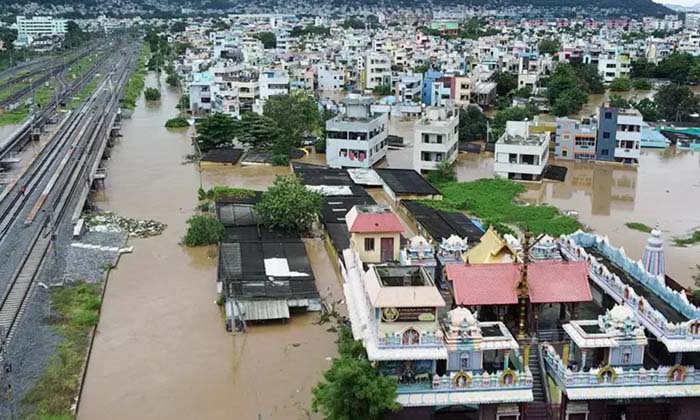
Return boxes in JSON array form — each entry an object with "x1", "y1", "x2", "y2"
[{"x1": 346, "y1": 205, "x2": 404, "y2": 263}]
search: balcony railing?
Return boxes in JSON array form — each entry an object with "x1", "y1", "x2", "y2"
[
  {"x1": 543, "y1": 344, "x2": 699, "y2": 388},
  {"x1": 394, "y1": 368, "x2": 533, "y2": 394}
]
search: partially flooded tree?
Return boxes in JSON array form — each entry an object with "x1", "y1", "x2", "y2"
[
  {"x1": 312, "y1": 326, "x2": 400, "y2": 420},
  {"x1": 254, "y1": 175, "x2": 322, "y2": 232}
]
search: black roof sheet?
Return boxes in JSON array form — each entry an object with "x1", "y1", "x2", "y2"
[
  {"x1": 374, "y1": 168, "x2": 441, "y2": 196},
  {"x1": 402, "y1": 200, "x2": 484, "y2": 244},
  {"x1": 291, "y1": 162, "x2": 355, "y2": 186},
  {"x1": 201, "y1": 147, "x2": 244, "y2": 164}
]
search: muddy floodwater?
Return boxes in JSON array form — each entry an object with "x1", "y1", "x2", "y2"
[{"x1": 78, "y1": 74, "x2": 343, "y2": 420}]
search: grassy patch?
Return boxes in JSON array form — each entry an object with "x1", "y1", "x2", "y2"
[
  {"x1": 673, "y1": 229, "x2": 700, "y2": 247},
  {"x1": 23, "y1": 282, "x2": 102, "y2": 419},
  {"x1": 625, "y1": 222, "x2": 653, "y2": 233},
  {"x1": 424, "y1": 178, "x2": 581, "y2": 236},
  {"x1": 0, "y1": 82, "x2": 56, "y2": 127},
  {"x1": 165, "y1": 117, "x2": 189, "y2": 128},
  {"x1": 67, "y1": 76, "x2": 102, "y2": 110},
  {"x1": 121, "y1": 45, "x2": 150, "y2": 110}
]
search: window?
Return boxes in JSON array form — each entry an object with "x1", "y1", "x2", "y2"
[
  {"x1": 562, "y1": 150, "x2": 568, "y2": 157},
  {"x1": 402, "y1": 328, "x2": 420, "y2": 345},
  {"x1": 622, "y1": 348, "x2": 632, "y2": 364},
  {"x1": 460, "y1": 353, "x2": 470, "y2": 370},
  {"x1": 364, "y1": 238, "x2": 375, "y2": 251},
  {"x1": 601, "y1": 149, "x2": 609, "y2": 156},
  {"x1": 604, "y1": 112, "x2": 612, "y2": 119},
  {"x1": 603, "y1": 132, "x2": 611, "y2": 139}
]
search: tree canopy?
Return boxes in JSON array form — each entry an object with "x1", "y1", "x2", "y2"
[
  {"x1": 459, "y1": 105, "x2": 488, "y2": 142},
  {"x1": 195, "y1": 113, "x2": 238, "y2": 152},
  {"x1": 495, "y1": 72, "x2": 518, "y2": 96},
  {"x1": 263, "y1": 92, "x2": 320, "y2": 148},
  {"x1": 490, "y1": 105, "x2": 538, "y2": 140},
  {"x1": 545, "y1": 63, "x2": 601, "y2": 116},
  {"x1": 538, "y1": 38, "x2": 560, "y2": 56},
  {"x1": 631, "y1": 53, "x2": 700, "y2": 85},
  {"x1": 64, "y1": 21, "x2": 89, "y2": 49},
  {"x1": 255, "y1": 175, "x2": 322, "y2": 232},
  {"x1": 653, "y1": 84, "x2": 700, "y2": 122},
  {"x1": 312, "y1": 326, "x2": 400, "y2": 420},
  {"x1": 608, "y1": 77, "x2": 632, "y2": 92},
  {"x1": 254, "y1": 31, "x2": 276, "y2": 49}
]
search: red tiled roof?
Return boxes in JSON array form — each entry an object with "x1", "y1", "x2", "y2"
[
  {"x1": 528, "y1": 261, "x2": 591, "y2": 303},
  {"x1": 349, "y1": 213, "x2": 405, "y2": 234},
  {"x1": 447, "y1": 264, "x2": 520, "y2": 306},
  {"x1": 447, "y1": 261, "x2": 591, "y2": 306}
]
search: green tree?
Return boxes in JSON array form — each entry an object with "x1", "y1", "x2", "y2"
[
  {"x1": 608, "y1": 94, "x2": 630, "y2": 109},
  {"x1": 654, "y1": 53, "x2": 700, "y2": 84},
  {"x1": 634, "y1": 98, "x2": 661, "y2": 122},
  {"x1": 254, "y1": 31, "x2": 277, "y2": 49},
  {"x1": 166, "y1": 73, "x2": 179, "y2": 87},
  {"x1": 427, "y1": 160, "x2": 456, "y2": 185},
  {"x1": 459, "y1": 105, "x2": 488, "y2": 142},
  {"x1": 632, "y1": 78, "x2": 652, "y2": 90},
  {"x1": 538, "y1": 38, "x2": 560, "y2": 56},
  {"x1": 372, "y1": 84, "x2": 392, "y2": 96},
  {"x1": 572, "y1": 63, "x2": 604, "y2": 94},
  {"x1": 631, "y1": 59, "x2": 656, "y2": 79},
  {"x1": 513, "y1": 86, "x2": 533, "y2": 98},
  {"x1": 183, "y1": 215, "x2": 224, "y2": 246},
  {"x1": 0, "y1": 27, "x2": 17, "y2": 50},
  {"x1": 144, "y1": 87, "x2": 161, "y2": 101},
  {"x1": 609, "y1": 77, "x2": 632, "y2": 92},
  {"x1": 312, "y1": 327, "x2": 400, "y2": 420},
  {"x1": 654, "y1": 84, "x2": 700, "y2": 122},
  {"x1": 263, "y1": 92, "x2": 320, "y2": 147},
  {"x1": 64, "y1": 21, "x2": 88, "y2": 49},
  {"x1": 551, "y1": 87, "x2": 587, "y2": 116},
  {"x1": 341, "y1": 17, "x2": 366, "y2": 30},
  {"x1": 234, "y1": 112, "x2": 282, "y2": 149},
  {"x1": 495, "y1": 72, "x2": 518, "y2": 96},
  {"x1": 255, "y1": 175, "x2": 322, "y2": 232},
  {"x1": 195, "y1": 113, "x2": 238, "y2": 152}
]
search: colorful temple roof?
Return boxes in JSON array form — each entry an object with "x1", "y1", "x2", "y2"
[
  {"x1": 447, "y1": 261, "x2": 591, "y2": 306},
  {"x1": 462, "y1": 227, "x2": 518, "y2": 264}
]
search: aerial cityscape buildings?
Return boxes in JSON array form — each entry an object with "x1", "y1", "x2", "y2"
[{"x1": 0, "y1": 1, "x2": 698, "y2": 419}]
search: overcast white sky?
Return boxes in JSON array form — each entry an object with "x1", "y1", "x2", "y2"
[{"x1": 652, "y1": 0, "x2": 698, "y2": 6}]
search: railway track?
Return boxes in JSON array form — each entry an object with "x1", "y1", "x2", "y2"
[
  {"x1": 0, "y1": 45, "x2": 138, "y2": 344},
  {"x1": 0, "y1": 47, "x2": 97, "y2": 110},
  {"x1": 0, "y1": 45, "x2": 112, "y2": 163}
]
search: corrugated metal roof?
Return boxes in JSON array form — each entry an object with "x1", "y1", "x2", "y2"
[{"x1": 232, "y1": 300, "x2": 290, "y2": 321}]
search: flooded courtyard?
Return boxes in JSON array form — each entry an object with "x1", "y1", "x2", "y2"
[{"x1": 78, "y1": 73, "x2": 700, "y2": 420}]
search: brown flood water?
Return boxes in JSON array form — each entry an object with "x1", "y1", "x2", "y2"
[{"x1": 79, "y1": 73, "x2": 343, "y2": 420}]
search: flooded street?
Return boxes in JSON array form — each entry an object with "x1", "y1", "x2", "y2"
[{"x1": 79, "y1": 73, "x2": 342, "y2": 420}]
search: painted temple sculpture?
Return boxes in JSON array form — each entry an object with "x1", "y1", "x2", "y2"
[{"x1": 341, "y1": 204, "x2": 700, "y2": 419}]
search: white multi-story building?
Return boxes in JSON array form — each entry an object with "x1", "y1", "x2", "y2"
[
  {"x1": 317, "y1": 64, "x2": 345, "y2": 92},
  {"x1": 686, "y1": 14, "x2": 700, "y2": 32},
  {"x1": 494, "y1": 121, "x2": 550, "y2": 182},
  {"x1": 189, "y1": 71, "x2": 215, "y2": 115},
  {"x1": 613, "y1": 109, "x2": 643, "y2": 164},
  {"x1": 326, "y1": 95, "x2": 388, "y2": 168},
  {"x1": 365, "y1": 52, "x2": 391, "y2": 91},
  {"x1": 14, "y1": 16, "x2": 67, "y2": 46},
  {"x1": 413, "y1": 106, "x2": 460, "y2": 173},
  {"x1": 597, "y1": 48, "x2": 631, "y2": 83},
  {"x1": 258, "y1": 69, "x2": 289, "y2": 100},
  {"x1": 16, "y1": 16, "x2": 67, "y2": 38}
]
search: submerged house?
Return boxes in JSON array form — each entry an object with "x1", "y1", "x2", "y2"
[{"x1": 217, "y1": 201, "x2": 320, "y2": 330}]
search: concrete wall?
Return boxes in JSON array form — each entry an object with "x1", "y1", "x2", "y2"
[{"x1": 350, "y1": 232, "x2": 400, "y2": 263}]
